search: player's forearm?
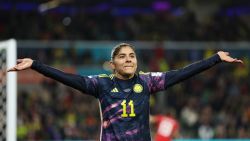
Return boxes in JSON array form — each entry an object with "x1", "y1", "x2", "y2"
[
  {"x1": 165, "y1": 54, "x2": 222, "y2": 88},
  {"x1": 31, "y1": 60, "x2": 86, "y2": 92}
]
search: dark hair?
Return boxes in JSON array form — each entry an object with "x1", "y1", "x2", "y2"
[{"x1": 111, "y1": 43, "x2": 135, "y2": 61}]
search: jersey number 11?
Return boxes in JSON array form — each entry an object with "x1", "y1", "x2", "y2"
[{"x1": 121, "y1": 100, "x2": 136, "y2": 117}]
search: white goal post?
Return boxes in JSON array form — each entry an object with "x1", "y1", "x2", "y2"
[{"x1": 0, "y1": 39, "x2": 17, "y2": 141}]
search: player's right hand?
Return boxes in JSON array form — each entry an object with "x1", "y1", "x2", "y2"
[{"x1": 7, "y1": 58, "x2": 33, "y2": 72}]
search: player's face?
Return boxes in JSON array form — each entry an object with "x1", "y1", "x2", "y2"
[{"x1": 111, "y1": 46, "x2": 137, "y2": 79}]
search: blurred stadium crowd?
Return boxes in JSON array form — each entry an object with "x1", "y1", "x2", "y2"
[
  {"x1": 1, "y1": 1, "x2": 250, "y2": 41},
  {"x1": 1, "y1": 0, "x2": 250, "y2": 140},
  {"x1": 2, "y1": 10, "x2": 249, "y2": 41}
]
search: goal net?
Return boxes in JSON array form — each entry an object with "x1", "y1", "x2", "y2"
[{"x1": 0, "y1": 39, "x2": 17, "y2": 141}]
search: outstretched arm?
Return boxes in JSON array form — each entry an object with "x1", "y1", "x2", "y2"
[
  {"x1": 7, "y1": 58, "x2": 98, "y2": 96},
  {"x1": 165, "y1": 51, "x2": 243, "y2": 88}
]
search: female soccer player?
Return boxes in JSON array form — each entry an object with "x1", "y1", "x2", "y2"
[{"x1": 8, "y1": 43, "x2": 243, "y2": 141}]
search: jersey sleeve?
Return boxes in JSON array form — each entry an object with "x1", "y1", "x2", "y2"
[
  {"x1": 141, "y1": 54, "x2": 222, "y2": 94},
  {"x1": 139, "y1": 72, "x2": 167, "y2": 93},
  {"x1": 164, "y1": 54, "x2": 222, "y2": 88},
  {"x1": 31, "y1": 60, "x2": 99, "y2": 98}
]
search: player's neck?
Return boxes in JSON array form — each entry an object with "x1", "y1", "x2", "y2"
[{"x1": 115, "y1": 73, "x2": 135, "y2": 80}]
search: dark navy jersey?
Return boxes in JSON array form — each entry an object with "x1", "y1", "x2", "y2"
[{"x1": 31, "y1": 54, "x2": 222, "y2": 141}]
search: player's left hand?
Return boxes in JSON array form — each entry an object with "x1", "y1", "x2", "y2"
[{"x1": 217, "y1": 51, "x2": 244, "y2": 64}]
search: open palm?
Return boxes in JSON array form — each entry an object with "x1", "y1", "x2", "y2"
[
  {"x1": 7, "y1": 58, "x2": 33, "y2": 72},
  {"x1": 217, "y1": 51, "x2": 243, "y2": 64}
]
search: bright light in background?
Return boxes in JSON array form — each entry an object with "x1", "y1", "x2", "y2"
[
  {"x1": 38, "y1": 0, "x2": 72, "y2": 13},
  {"x1": 62, "y1": 17, "x2": 71, "y2": 26},
  {"x1": 38, "y1": 0, "x2": 61, "y2": 12},
  {"x1": 152, "y1": 1, "x2": 171, "y2": 11}
]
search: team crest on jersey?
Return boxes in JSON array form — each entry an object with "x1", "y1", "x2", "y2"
[{"x1": 133, "y1": 84, "x2": 143, "y2": 93}]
